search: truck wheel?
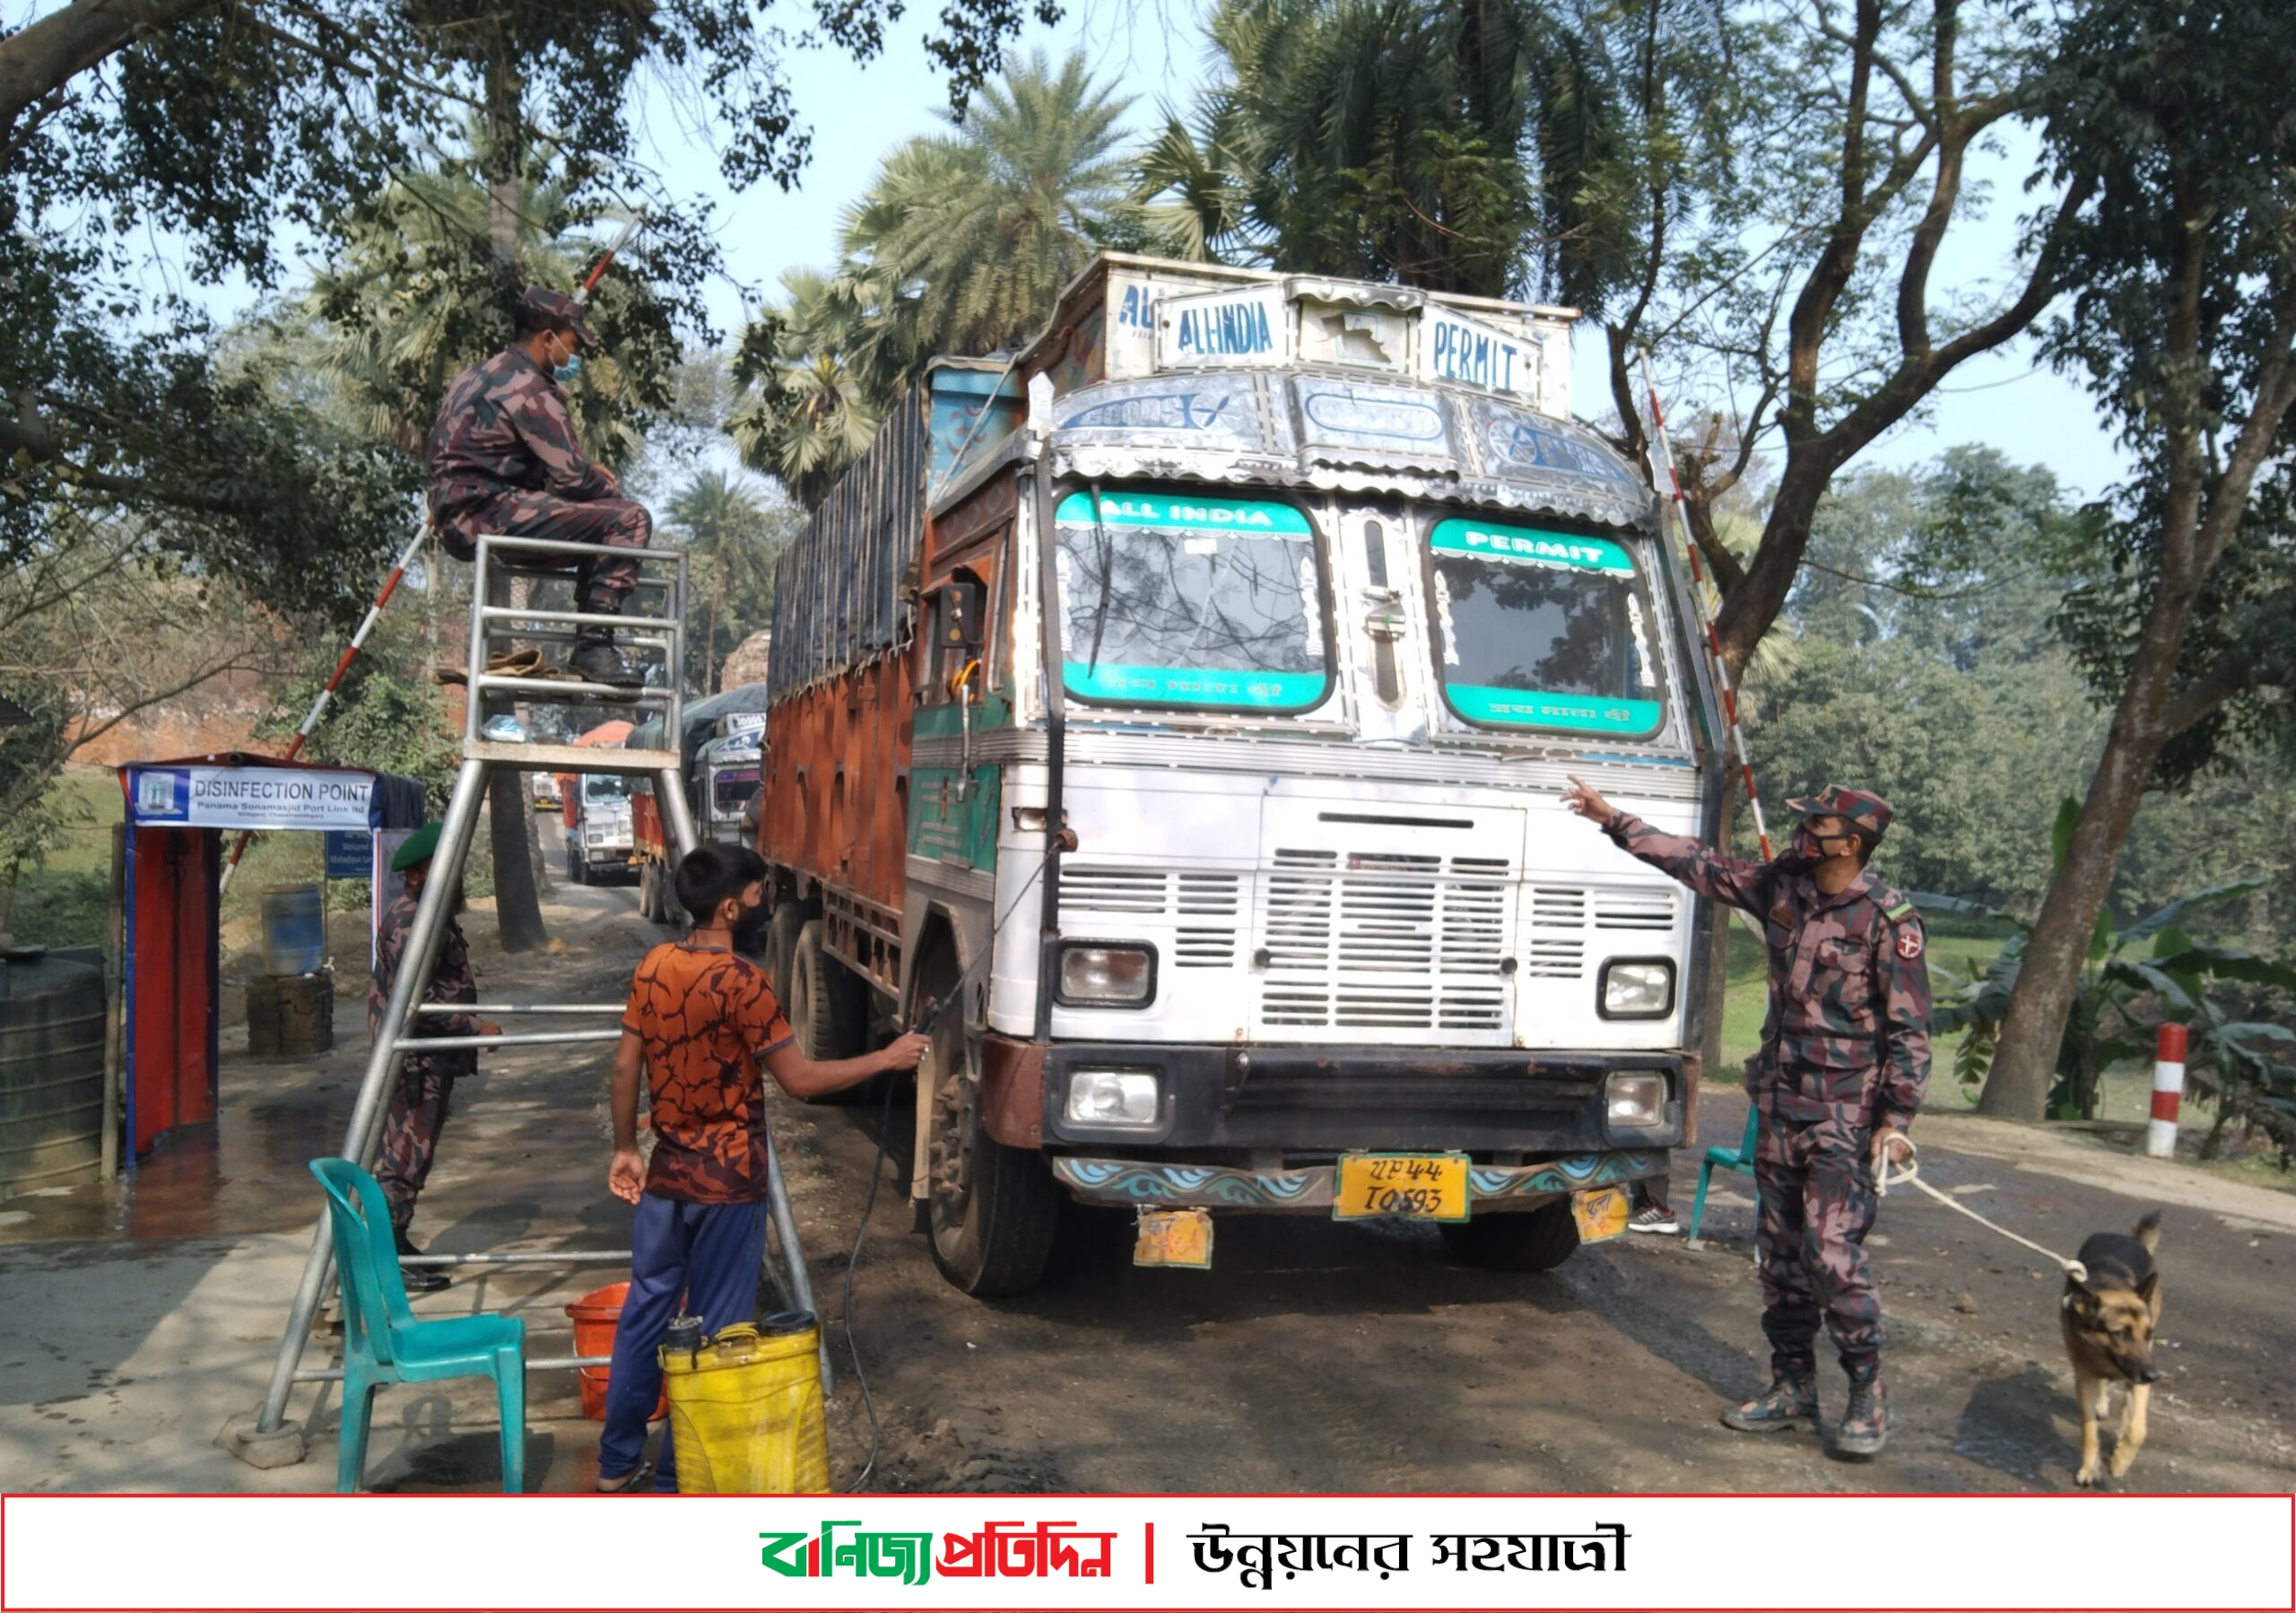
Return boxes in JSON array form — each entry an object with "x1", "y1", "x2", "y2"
[
  {"x1": 920, "y1": 955, "x2": 1060, "y2": 1296},
  {"x1": 1439, "y1": 1202, "x2": 1580, "y2": 1272},
  {"x1": 765, "y1": 904, "x2": 806, "y2": 1002},
  {"x1": 789, "y1": 920, "x2": 865, "y2": 1061},
  {"x1": 639, "y1": 861, "x2": 671, "y2": 924},
  {"x1": 565, "y1": 835, "x2": 587, "y2": 886}
]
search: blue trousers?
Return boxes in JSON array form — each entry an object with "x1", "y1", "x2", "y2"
[{"x1": 597, "y1": 1192, "x2": 766, "y2": 1491}]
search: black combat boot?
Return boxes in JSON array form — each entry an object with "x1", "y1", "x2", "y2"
[
  {"x1": 1720, "y1": 1370, "x2": 1818, "y2": 1433},
  {"x1": 571, "y1": 629, "x2": 643, "y2": 690},
  {"x1": 394, "y1": 1228, "x2": 452, "y2": 1294},
  {"x1": 1835, "y1": 1359, "x2": 1890, "y2": 1458}
]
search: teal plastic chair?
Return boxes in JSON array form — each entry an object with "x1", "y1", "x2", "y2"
[
  {"x1": 309, "y1": 1158, "x2": 526, "y2": 1494},
  {"x1": 1687, "y1": 1105, "x2": 1761, "y2": 1242}
]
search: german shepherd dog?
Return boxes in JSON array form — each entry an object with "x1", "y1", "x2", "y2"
[{"x1": 2062, "y1": 1212, "x2": 2164, "y2": 1487}]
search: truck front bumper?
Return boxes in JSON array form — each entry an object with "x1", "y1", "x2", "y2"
[
  {"x1": 1050, "y1": 1148, "x2": 1666, "y2": 1213},
  {"x1": 1037, "y1": 1042, "x2": 1689, "y2": 1155}
]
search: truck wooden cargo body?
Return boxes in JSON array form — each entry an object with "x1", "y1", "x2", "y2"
[{"x1": 758, "y1": 256, "x2": 1724, "y2": 1297}]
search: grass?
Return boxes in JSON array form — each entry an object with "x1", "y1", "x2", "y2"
[
  {"x1": 1716, "y1": 918, "x2": 2006, "y2": 1073},
  {"x1": 1715, "y1": 911, "x2": 2293, "y2": 1193}
]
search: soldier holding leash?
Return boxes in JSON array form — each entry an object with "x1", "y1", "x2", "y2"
[{"x1": 1564, "y1": 779, "x2": 1932, "y2": 1458}]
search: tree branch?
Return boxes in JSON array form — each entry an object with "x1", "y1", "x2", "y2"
[
  {"x1": 2160, "y1": 651, "x2": 2258, "y2": 737},
  {"x1": 0, "y1": 0, "x2": 215, "y2": 140}
]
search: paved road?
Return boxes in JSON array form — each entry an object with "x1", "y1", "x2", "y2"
[{"x1": 4, "y1": 867, "x2": 2290, "y2": 1495}]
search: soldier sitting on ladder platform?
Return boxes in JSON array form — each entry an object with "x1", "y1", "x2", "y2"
[
  {"x1": 423, "y1": 285, "x2": 653, "y2": 690},
  {"x1": 370, "y1": 823, "x2": 501, "y2": 1292}
]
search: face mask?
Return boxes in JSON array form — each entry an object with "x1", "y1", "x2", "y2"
[
  {"x1": 1775, "y1": 824, "x2": 1827, "y2": 871},
  {"x1": 550, "y1": 335, "x2": 581, "y2": 384},
  {"x1": 731, "y1": 899, "x2": 770, "y2": 947}
]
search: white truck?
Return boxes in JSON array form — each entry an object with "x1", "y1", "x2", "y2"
[
  {"x1": 564, "y1": 770, "x2": 636, "y2": 885},
  {"x1": 760, "y1": 255, "x2": 1726, "y2": 1295}
]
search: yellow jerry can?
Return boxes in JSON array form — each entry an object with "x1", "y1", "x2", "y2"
[{"x1": 659, "y1": 1312, "x2": 831, "y2": 1494}]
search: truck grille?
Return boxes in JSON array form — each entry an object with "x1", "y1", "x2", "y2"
[
  {"x1": 1256, "y1": 850, "x2": 1512, "y2": 1036},
  {"x1": 1061, "y1": 866, "x2": 1241, "y2": 969},
  {"x1": 1526, "y1": 885, "x2": 1681, "y2": 979}
]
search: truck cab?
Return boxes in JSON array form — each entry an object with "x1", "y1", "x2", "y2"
[
  {"x1": 760, "y1": 255, "x2": 1725, "y2": 1295},
  {"x1": 565, "y1": 770, "x2": 635, "y2": 885}
]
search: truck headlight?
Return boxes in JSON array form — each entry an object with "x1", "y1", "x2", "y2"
[
  {"x1": 1605, "y1": 1070, "x2": 1666, "y2": 1128},
  {"x1": 1598, "y1": 958, "x2": 1674, "y2": 1019},
  {"x1": 1065, "y1": 1069, "x2": 1161, "y2": 1129},
  {"x1": 1056, "y1": 943, "x2": 1156, "y2": 1007}
]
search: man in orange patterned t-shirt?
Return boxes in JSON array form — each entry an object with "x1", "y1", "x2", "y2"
[{"x1": 596, "y1": 843, "x2": 926, "y2": 1493}]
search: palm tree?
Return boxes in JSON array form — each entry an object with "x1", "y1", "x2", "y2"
[
  {"x1": 727, "y1": 269, "x2": 885, "y2": 511},
  {"x1": 728, "y1": 49, "x2": 1135, "y2": 507},
  {"x1": 840, "y1": 48, "x2": 1137, "y2": 370},
  {"x1": 665, "y1": 468, "x2": 789, "y2": 691},
  {"x1": 1134, "y1": 0, "x2": 1629, "y2": 302}
]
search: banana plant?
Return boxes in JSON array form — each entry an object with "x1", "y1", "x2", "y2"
[{"x1": 1914, "y1": 796, "x2": 2296, "y2": 1123}]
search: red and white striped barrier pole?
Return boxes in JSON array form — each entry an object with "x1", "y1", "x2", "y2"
[
  {"x1": 215, "y1": 525, "x2": 430, "y2": 900},
  {"x1": 2147, "y1": 1023, "x2": 2188, "y2": 1158}
]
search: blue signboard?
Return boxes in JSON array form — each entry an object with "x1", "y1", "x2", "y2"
[{"x1": 323, "y1": 830, "x2": 372, "y2": 880}]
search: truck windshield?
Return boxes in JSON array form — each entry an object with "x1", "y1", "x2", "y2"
[
  {"x1": 1054, "y1": 489, "x2": 1329, "y2": 712},
  {"x1": 1425, "y1": 518, "x2": 1665, "y2": 737},
  {"x1": 583, "y1": 774, "x2": 631, "y2": 804}
]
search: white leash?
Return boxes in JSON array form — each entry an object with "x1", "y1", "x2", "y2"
[{"x1": 1876, "y1": 1138, "x2": 2088, "y2": 1284}]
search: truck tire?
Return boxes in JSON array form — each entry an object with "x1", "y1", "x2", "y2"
[
  {"x1": 919, "y1": 951, "x2": 1060, "y2": 1296},
  {"x1": 639, "y1": 860, "x2": 673, "y2": 924},
  {"x1": 788, "y1": 920, "x2": 865, "y2": 1061},
  {"x1": 1439, "y1": 1202, "x2": 1580, "y2": 1272},
  {"x1": 765, "y1": 903, "x2": 807, "y2": 1003},
  {"x1": 564, "y1": 834, "x2": 587, "y2": 885}
]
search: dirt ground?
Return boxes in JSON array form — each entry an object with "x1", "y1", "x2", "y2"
[{"x1": 4, "y1": 818, "x2": 2292, "y2": 1496}]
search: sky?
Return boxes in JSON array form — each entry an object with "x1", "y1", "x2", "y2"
[{"x1": 79, "y1": 0, "x2": 2127, "y2": 503}]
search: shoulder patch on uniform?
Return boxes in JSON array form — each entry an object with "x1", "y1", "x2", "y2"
[
  {"x1": 1895, "y1": 926, "x2": 1925, "y2": 961},
  {"x1": 1884, "y1": 899, "x2": 1917, "y2": 922}
]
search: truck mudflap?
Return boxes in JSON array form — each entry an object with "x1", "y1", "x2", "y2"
[{"x1": 1049, "y1": 1149, "x2": 1667, "y2": 1212}]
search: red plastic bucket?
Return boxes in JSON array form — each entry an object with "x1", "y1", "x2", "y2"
[{"x1": 565, "y1": 1281, "x2": 665, "y2": 1422}]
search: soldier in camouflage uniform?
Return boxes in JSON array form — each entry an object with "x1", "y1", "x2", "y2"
[
  {"x1": 424, "y1": 285, "x2": 650, "y2": 688},
  {"x1": 370, "y1": 824, "x2": 500, "y2": 1293},
  {"x1": 1564, "y1": 778, "x2": 1931, "y2": 1459}
]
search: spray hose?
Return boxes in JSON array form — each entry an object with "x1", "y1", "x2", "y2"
[{"x1": 837, "y1": 826, "x2": 1074, "y2": 1491}]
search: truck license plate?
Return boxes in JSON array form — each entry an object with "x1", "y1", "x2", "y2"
[
  {"x1": 1333, "y1": 1154, "x2": 1469, "y2": 1222},
  {"x1": 1572, "y1": 1186, "x2": 1631, "y2": 1243}
]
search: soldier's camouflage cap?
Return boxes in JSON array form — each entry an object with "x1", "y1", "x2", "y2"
[
  {"x1": 1785, "y1": 784, "x2": 1893, "y2": 839},
  {"x1": 517, "y1": 285, "x2": 600, "y2": 351}
]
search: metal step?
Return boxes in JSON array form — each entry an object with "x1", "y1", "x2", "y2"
[{"x1": 466, "y1": 741, "x2": 681, "y2": 773}]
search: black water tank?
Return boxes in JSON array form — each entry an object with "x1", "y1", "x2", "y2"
[{"x1": 0, "y1": 947, "x2": 106, "y2": 1199}]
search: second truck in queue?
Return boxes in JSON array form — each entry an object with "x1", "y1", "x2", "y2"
[{"x1": 758, "y1": 254, "x2": 1725, "y2": 1295}]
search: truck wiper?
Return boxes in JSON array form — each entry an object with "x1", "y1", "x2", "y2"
[{"x1": 1083, "y1": 481, "x2": 1113, "y2": 676}]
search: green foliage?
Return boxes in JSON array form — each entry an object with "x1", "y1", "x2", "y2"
[
  {"x1": 1918, "y1": 800, "x2": 2296, "y2": 1121},
  {"x1": 3, "y1": 0, "x2": 1057, "y2": 637},
  {"x1": 1743, "y1": 449, "x2": 2104, "y2": 908},
  {"x1": 1135, "y1": 0, "x2": 1669, "y2": 300},
  {"x1": 302, "y1": 127, "x2": 680, "y2": 467},
  {"x1": 256, "y1": 619, "x2": 463, "y2": 817},
  {"x1": 729, "y1": 49, "x2": 1132, "y2": 506},
  {"x1": 728, "y1": 271, "x2": 889, "y2": 511},
  {"x1": 664, "y1": 469, "x2": 796, "y2": 690}
]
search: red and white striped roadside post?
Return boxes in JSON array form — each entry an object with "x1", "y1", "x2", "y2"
[{"x1": 2147, "y1": 1023, "x2": 2188, "y2": 1158}]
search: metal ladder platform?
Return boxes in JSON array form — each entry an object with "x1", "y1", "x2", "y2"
[{"x1": 236, "y1": 534, "x2": 826, "y2": 1470}]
